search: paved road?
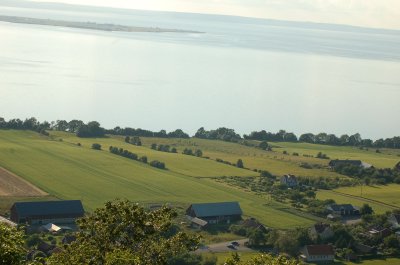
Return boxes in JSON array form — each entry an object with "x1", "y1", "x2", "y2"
[
  {"x1": 195, "y1": 238, "x2": 253, "y2": 253},
  {"x1": 0, "y1": 215, "x2": 17, "y2": 227}
]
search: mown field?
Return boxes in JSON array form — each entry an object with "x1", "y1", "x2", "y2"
[
  {"x1": 0, "y1": 130, "x2": 398, "y2": 228},
  {"x1": 0, "y1": 130, "x2": 318, "y2": 228}
]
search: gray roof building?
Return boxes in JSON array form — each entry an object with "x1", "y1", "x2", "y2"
[
  {"x1": 186, "y1": 202, "x2": 242, "y2": 224},
  {"x1": 10, "y1": 200, "x2": 84, "y2": 224}
]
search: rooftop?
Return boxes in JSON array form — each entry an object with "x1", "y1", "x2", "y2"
[{"x1": 306, "y1": 244, "x2": 334, "y2": 256}]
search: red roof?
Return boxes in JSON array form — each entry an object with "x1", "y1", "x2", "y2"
[{"x1": 306, "y1": 245, "x2": 334, "y2": 256}]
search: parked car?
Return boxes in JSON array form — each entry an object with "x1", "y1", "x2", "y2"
[
  {"x1": 227, "y1": 244, "x2": 236, "y2": 250},
  {"x1": 231, "y1": 241, "x2": 240, "y2": 247}
]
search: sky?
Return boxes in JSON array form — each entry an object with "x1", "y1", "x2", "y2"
[{"x1": 30, "y1": 0, "x2": 400, "y2": 30}]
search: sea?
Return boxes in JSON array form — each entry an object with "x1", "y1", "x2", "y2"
[{"x1": 1, "y1": 1, "x2": 399, "y2": 139}]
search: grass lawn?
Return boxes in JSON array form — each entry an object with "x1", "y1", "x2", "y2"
[{"x1": 0, "y1": 130, "x2": 318, "y2": 229}]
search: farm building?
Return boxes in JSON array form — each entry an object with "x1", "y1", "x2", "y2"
[
  {"x1": 328, "y1": 159, "x2": 372, "y2": 169},
  {"x1": 280, "y1": 174, "x2": 298, "y2": 187},
  {"x1": 10, "y1": 200, "x2": 84, "y2": 224},
  {"x1": 326, "y1": 204, "x2": 359, "y2": 216},
  {"x1": 189, "y1": 217, "x2": 208, "y2": 229},
  {"x1": 186, "y1": 202, "x2": 242, "y2": 224},
  {"x1": 301, "y1": 244, "x2": 335, "y2": 262}
]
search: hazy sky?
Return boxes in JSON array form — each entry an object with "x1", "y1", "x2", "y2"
[{"x1": 30, "y1": 0, "x2": 400, "y2": 30}]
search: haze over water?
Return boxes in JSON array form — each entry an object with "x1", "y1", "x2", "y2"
[{"x1": 1, "y1": 1, "x2": 400, "y2": 139}]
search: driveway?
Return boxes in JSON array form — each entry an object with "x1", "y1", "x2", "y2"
[{"x1": 195, "y1": 238, "x2": 254, "y2": 253}]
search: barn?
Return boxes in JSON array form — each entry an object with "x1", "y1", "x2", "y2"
[
  {"x1": 186, "y1": 201, "x2": 242, "y2": 224},
  {"x1": 10, "y1": 200, "x2": 84, "y2": 225}
]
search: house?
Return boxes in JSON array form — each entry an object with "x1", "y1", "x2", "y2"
[
  {"x1": 186, "y1": 202, "x2": 242, "y2": 224},
  {"x1": 328, "y1": 159, "x2": 372, "y2": 169},
  {"x1": 10, "y1": 200, "x2": 84, "y2": 225},
  {"x1": 310, "y1": 223, "x2": 334, "y2": 240},
  {"x1": 241, "y1": 218, "x2": 268, "y2": 233},
  {"x1": 388, "y1": 213, "x2": 400, "y2": 229},
  {"x1": 280, "y1": 174, "x2": 298, "y2": 187},
  {"x1": 327, "y1": 204, "x2": 360, "y2": 216},
  {"x1": 302, "y1": 244, "x2": 335, "y2": 262}
]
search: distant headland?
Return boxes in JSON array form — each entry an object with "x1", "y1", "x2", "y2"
[{"x1": 0, "y1": 15, "x2": 204, "y2": 34}]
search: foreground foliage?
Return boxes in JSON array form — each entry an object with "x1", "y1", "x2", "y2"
[
  {"x1": 0, "y1": 223, "x2": 26, "y2": 265},
  {"x1": 47, "y1": 200, "x2": 199, "y2": 265}
]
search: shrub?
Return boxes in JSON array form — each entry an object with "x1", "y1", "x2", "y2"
[
  {"x1": 92, "y1": 143, "x2": 102, "y2": 150},
  {"x1": 150, "y1": 160, "x2": 166, "y2": 169},
  {"x1": 140, "y1": 156, "x2": 148, "y2": 164}
]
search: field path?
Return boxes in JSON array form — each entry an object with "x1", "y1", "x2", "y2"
[
  {"x1": 0, "y1": 167, "x2": 48, "y2": 196},
  {"x1": 324, "y1": 190, "x2": 400, "y2": 210}
]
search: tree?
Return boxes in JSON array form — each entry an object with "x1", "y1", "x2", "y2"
[
  {"x1": 194, "y1": 149, "x2": 203, "y2": 157},
  {"x1": 47, "y1": 200, "x2": 199, "y2": 265},
  {"x1": 0, "y1": 223, "x2": 26, "y2": 265},
  {"x1": 258, "y1": 141, "x2": 268, "y2": 150},
  {"x1": 151, "y1": 143, "x2": 157, "y2": 150},
  {"x1": 125, "y1": 136, "x2": 130, "y2": 143},
  {"x1": 236, "y1": 159, "x2": 244, "y2": 168},
  {"x1": 92, "y1": 143, "x2": 102, "y2": 150},
  {"x1": 247, "y1": 229, "x2": 266, "y2": 246},
  {"x1": 360, "y1": 204, "x2": 373, "y2": 215}
]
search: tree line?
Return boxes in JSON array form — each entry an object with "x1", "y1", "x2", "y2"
[
  {"x1": 109, "y1": 146, "x2": 165, "y2": 169},
  {"x1": 1, "y1": 117, "x2": 399, "y2": 149}
]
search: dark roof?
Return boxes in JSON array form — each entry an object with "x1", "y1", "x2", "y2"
[
  {"x1": 12, "y1": 200, "x2": 84, "y2": 219},
  {"x1": 353, "y1": 242, "x2": 375, "y2": 254},
  {"x1": 188, "y1": 202, "x2": 242, "y2": 218},
  {"x1": 329, "y1": 160, "x2": 362, "y2": 167},
  {"x1": 306, "y1": 245, "x2": 334, "y2": 256},
  {"x1": 328, "y1": 204, "x2": 358, "y2": 211}
]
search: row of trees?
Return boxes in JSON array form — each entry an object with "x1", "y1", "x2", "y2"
[
  {"x1": 108, "y1": 127, "x2": 190, "y2": 139},
  {"x1": 333, "y1": 163, "x2": 400, "y2": 184},
  {"x1": 2, "y1": 118, "x2": 399, "y2": 148},
  {"x1": 151, "y1": 144, "x2": 177, "y2": 153},
  {"x1": 245, "y1": 130, "x2": 400, "y2": 149}
]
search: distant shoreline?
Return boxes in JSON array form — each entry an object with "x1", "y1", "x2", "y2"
[{"x1": 0, "y1": 15, "x2": 204, "y2": 34}]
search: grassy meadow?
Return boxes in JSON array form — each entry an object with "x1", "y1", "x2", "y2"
[
  {"x1": 0, "y1": 130, "x2": 319, "y2": 228},
  {"x1": 0, "y1": 130, "x2": 398, "y2": 228},
  {"x1": 317, "y1": 184, "x2": 400, "y2": 214}
]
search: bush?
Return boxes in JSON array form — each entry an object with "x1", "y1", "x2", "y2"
[
  {"x1": 150, "y1": 160, "x2": 166, "y2": 169},
  {"x1": 140, "y1": 156, "x2": 148, "y2": 163},
  {"x1": 92, "y1": 143, "x2": 102, "y2": 150}
]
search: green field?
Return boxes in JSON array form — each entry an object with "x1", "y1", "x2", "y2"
[
  {"x1": 0, "y1": 130, "x2": 398, "y2": 228},
  {"x1": 0, "y1": 130, "x2": 320, "y2": 228}
]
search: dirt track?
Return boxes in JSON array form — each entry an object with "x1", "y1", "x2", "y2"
[{"x1": 0, "y1": 167, "x2": 47, "y2": 196}]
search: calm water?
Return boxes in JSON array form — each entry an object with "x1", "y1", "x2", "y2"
[{"x1": 1, "y1": 2, "x2": 400, "y2": 138}]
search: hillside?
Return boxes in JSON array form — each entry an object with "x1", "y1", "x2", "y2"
[{"x1": 0, "y1": 130, "x2": 399, "y2": 228}]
